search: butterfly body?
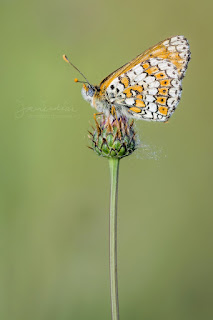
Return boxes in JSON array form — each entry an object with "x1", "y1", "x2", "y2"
[{"x1": 81, "y1": 35, "x2": 191, "y2": 122}]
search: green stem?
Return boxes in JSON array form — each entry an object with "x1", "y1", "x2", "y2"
[{"x1": 109, "y1": 158, "x2": 120, "y2": 320}]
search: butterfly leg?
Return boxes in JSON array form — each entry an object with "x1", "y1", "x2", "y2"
[
  {"x1": 93, "y1": 112, "x2": 104, "y2": 135},
  {"x1": 93, "y1": 112, "x2": 103, "y2": 123},
  {"x1": 111, "y1": 106, "x2": 122, "y2": 138},
  {"x1": 93, "y1": 112, "x2": 103, "y2": 122}
]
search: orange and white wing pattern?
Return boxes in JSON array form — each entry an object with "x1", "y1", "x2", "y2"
[{"x1": 100, "y1": 36, "x2": 191, "y2": 122}]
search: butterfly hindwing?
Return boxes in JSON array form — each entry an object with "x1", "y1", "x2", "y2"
[{"x1": 105, "y1": 57, "x2": 182, "y2": 122}]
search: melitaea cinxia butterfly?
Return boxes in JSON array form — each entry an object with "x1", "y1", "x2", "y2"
[{"x1": 63, "y1": 35, "x2": 191, "y2": 122}]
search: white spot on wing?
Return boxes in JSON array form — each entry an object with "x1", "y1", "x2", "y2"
[
  {"x1": 143, "y1": 111, "x2": 153, "y2": 119},
  {"x1": 168, "y1": 46, "x2": 176, "y2": 52},
  {"x1": 149, "y1": 81, "x2": 160, "y2": 88},
  {"x1": 171, "y1": 36, "x2": 184, "y2": 42},
  {"x1": 150, "y1": 58, "x2": 161, "y2": 66},
  {"x1": 132, "y1": 65, "x2": 143, "y2": 75},
  {"x1": 166, "y1": 69, "x2": 178, "y2": 78},
  {"x1": 171, "y1": 40, "x2": 185, "y2": 46},
  {"x1": 148, "y1": 103, "x2": 157, "y2": 112},
  {"x1": 145, "y1": 95, "x2": 155, "y2": 102},
  {"x1": 179, "y1": 52, "x2": 187, "y2": 58},
  {"x1": 148, "y1": 88, "x2": 158, "y2": 95},
  {"x1": 169, "y1": 87, "x2": 178, "y2": 97},
  {"x1": 167, "y1": 97, "x2": 177, "y2": 107},
  {"x1": 135, "y1": 73, "x2": 147, "y2": 82},
  {"x1": 171, "y1": 36, "x2": 179, "y2": 42},
  {"x1": 158, "y1": 62, "x2": 171, "y2": 70},
  {"x1": 125, "y1": 98, "x2": 134, "y2": 105},
  {"x1": 171, "y1": 79, "x2": 180, "y2": 87},
  {"x1": 177, "y1": 44, "x2": 187, "y2": 52},
  {"x1": 117, "y1": 83, "x2": 124, "y2": 91},
  {"x1": 127, "y1": 71, "x2": 136, "y2": 81},
  {"x1": 144, "y1": 76, "x2": 155, "y2": 84},
  {"x1": 109, "y1": 78, "x2": 119, "y2": 87},
  {"x1": 163, "y1": 40, "x2": 169, "y2": 46}
]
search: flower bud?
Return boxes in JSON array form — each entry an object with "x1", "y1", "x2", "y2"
[{"x1": 89, "y1": 114, "x2": 137, "y2": 159}]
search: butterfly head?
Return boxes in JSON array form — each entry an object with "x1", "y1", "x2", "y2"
[{"x1": 81, "y1": 83, "x2": 96, "y2": 102}]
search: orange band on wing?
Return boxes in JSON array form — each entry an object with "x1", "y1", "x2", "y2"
[
  {"x1": 146, "y1": 66, "x2": 159, "y2": 75},
  {"x1": 121, "y1": 77, "x2": 129, "y2": 88},
  {"x1": 130, "y1": 85, "x2": 143, "y2": 92},
  {"x1": 160, "y1": 79, "x2": 171, "y2": 86},
  {"x1": 135, "y1": 100, "x2": 145, "y2": 107},
  {"x1": 129, "y1": 106, "x2": 142, "y2": 113},
  {"x1": 158, "y1": 106, "x2": 168, "y2": 115},
  {"x1": 158, "y1": 87, "x2": 168, "y2": 95},
  {"x1": 155, "y1": 71, "x2": 167, "y2": 80},
  {"x1": 123, "y1": 88, "x2": 133, "y2": 98},
  {"x1": 156, "y1": 96, "x2": 167, "y2": 105}
]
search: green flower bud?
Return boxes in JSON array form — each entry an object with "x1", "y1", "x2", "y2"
[{"x1": 88, "y1": 114, "x2": 137, "y2": 159}]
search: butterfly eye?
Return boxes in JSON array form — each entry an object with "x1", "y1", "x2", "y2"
[{"x1": 88, "y1": 86, "x2": 95, "y2": 97}]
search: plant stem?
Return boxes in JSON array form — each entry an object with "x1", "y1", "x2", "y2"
[{"x1": 109, "y1": 158, "x2": 120, "y2": 320}]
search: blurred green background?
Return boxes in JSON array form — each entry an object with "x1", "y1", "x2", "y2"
[{"x1": 1, "y1": 0, "x2": 213, "y2": 319}]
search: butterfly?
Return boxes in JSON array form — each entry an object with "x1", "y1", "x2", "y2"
[{"x1": 63, "y1": 35, "x2": 191, "y2": 122}]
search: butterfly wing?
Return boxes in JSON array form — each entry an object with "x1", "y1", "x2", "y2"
[
  {"x1": 100, "y1": 35, "x2": 190, "y2": 90},
  {"x1": 105, "y1": 57, "x2": 182, "y2": 121},
  {"x1": 99, "y1": 35, "x2": 190, "y2": 122}
]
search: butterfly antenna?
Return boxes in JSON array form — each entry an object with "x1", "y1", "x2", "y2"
[{"x1": 63, "y1": 54, "x2": 91, "y2": 85}]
